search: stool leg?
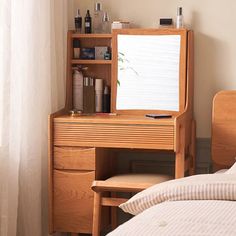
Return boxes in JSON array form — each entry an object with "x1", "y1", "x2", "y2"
[
  {"x1": 92, "y1": 192, "x2": 102, "y2": 236},
  {"x1": 111, "y1": 192, "x2": 117, "y2": 229}
]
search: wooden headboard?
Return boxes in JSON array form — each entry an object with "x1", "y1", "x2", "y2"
[{"x1": 212, "y1": 90, "x2": 236, "y2": 170}]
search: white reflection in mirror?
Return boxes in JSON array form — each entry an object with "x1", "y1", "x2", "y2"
[{"x1": 116, "y1": 35, "x2": 181, "y2": 111}]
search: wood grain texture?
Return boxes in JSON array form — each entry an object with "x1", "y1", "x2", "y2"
[
  {"x1": 92, "y1": 192, "x2": 102, "y2": 236},
  {"x1": 65, "y1": 31, "x2": 73, "y2": 110},
  {"x1": 53, "y1": 170, "x2": 95, "y2": 233},
  {"x1": 92, "y1": 181, "x2": 154, "y2": 192},
  {"x1": 68, "y1": 31, "x2": 112, "y2": 108},
  {"x1": 71, "y1": 32, "x2": 112, "y2": 39},
  {"x1": 111, "y1": 28, "x2": 188, "y2": 115},
  {"x1": 54, "y1": 146, "x2": 96, "y2": 170},
  {"x1": 212, "y1": 90, "x2": 236, "y2": 170},
  {"x1": 48, "y1": 109, "x2": 66, "y2": 234},
  {"x1": 185, "y1": 31, "x2": 195, "y2": 175},
  {"x1": 54, "y1": 122, "x2": 174, "y2": 150},
  {"x1": 91, "y1": 173, "x2": 166, "y2": 235},
  {"x1": 175, "y1": 125, "x2": 185, "y2": 178},
  {"x1": 189, "y1": 120, "x2": 196, "y2": 175},
  {"x1": 54, "y1": 114, "x2": 175, "y2": 125},
  {"x1": 73, "y1": 36, "x2": 111, "y2": 48},
  {"x1": 49, "y1": 30, "x2": 195, "y2": 234},
  {"x1": 101, "y1": 197, "x2": 128, "y2": 206},
  {"x1": 79, "y1": 64, "x2": 112, "y2": 87},
  {"x1": 111, "y1": 192, "x2": 118, "y2": 230},
  {"x1": 95, "y1": 148, "x2": 114, "y2": 180},
  {"x1": 71, "y1": 59, "x2": 112, "y2": 65},
  {"x1": 48, "y1": 114, "x2": 54, "y2": 234},
  {"x1": 174, "y1": 30, "x2": 194, "y2": 177}
]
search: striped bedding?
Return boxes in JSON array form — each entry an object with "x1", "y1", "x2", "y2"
[
  {"x1": 108, "y1": 172, "x2": 236, "y2": 235},
  {"x1": 120, "y1": 173, "x2": 236, "y2": 215},
  {"x1": 108, "y1": 200, "x2": 236, "y2": 236}
]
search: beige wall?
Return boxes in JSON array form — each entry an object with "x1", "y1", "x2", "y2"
[{"x1": 69, "y1": 0, "x2": 236, "y2": 138}]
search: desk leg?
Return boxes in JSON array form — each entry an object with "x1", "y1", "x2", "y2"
[
  {"x1": 189, "y1": 120, "x2": 196, "y2": 175},
  {"x1": 175, "y1": 126, "x2": 185, "y2": 178}
]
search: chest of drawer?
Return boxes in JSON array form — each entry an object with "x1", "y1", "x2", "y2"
[{"x1": 54, "y1": 146, "x2": 95, "y2": 170}]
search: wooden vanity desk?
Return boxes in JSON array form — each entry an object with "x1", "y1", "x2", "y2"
[{"x1": 49, "y1": 28, "x2": 195, "y2": 235}]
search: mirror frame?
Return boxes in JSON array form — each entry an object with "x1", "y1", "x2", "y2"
[{"x1": 111, "y1": 28, "x2": 188, "y2": 115}]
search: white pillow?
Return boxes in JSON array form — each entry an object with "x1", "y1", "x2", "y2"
[
  {"x1": 119, "y1": 173, "x2": 236, "y2": 215},
  {"x1": 225, "y1": 161, "x2": 236, "y2": 174}
]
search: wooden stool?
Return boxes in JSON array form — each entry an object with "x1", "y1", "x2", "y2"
[{"x1": 91, "y1": 173, "x2": 173, "y2": 236}]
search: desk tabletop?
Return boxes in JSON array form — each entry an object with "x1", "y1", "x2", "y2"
[{"x1": 54, "y1": 113, "x2": 176, "y2": 126}]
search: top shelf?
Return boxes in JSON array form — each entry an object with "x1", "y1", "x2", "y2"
[{"x1": 72, "y1": 33, "x2": 112, "y2": 39}]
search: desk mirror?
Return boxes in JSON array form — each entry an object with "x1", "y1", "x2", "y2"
[{"x1": 112, "y1": 29, "x2": 187, "y2": 115}]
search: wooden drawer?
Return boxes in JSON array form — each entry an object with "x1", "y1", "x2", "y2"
[
  {"x1": 54, "y1": 146, "x2": 95, "y2": 170},
  {"x1": 53, "y1": 169, "x2": 95, "y2": 233},
  {"x1": 54, "y1": 122, "x2": 174, "y2": 150}
]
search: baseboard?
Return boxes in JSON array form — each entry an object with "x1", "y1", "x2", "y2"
[{"x1": 196, "y1": 138, "x2": 211, "y2": 173}]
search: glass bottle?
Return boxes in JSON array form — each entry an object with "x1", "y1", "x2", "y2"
[
  {"x1": 176, "y1": 7, "x2": 184, "y2": 28},
  {"x1": 93, "y1": 3, "x2": 103, "y2": 33},
  {"x1": 103, "y1": 85, "x2": 110, "y2": 113},
  {"x1": 74, "y1": 9, "x2": 82, "y2": 33},
  {"x1": 73, "y1": 69, "x2": 83, "y2": 111},
  {"x1": 102, "y1": 12, "x2": 110, "y2": 33},
  {"x1": 85, "y1": 10, "x2": 92, "y2": 34}
]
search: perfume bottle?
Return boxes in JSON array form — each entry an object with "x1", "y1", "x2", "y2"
[
  {"x1": 95, "y1": 79, "x2": 103, "y2": 112},
  {"x1": 103, "y1": 85, "x2": 110, "y2": 113},
  {"x1": 73, "y1": 68, "x2": 83, "y2": 111},
  {"x1": 73, "y1": 39, "x2": 80, "y2": 59},
  {"x1": 85, "y1": 10, "x2": 92, "y2": 34},
  {"x1": 176, "y1": 7, "x2": 184, "y2": 28},
  {"x1": 83, "y1": 77, "x2": 95, "y2": 113},
  {"x1": 102, "y1": 12, "x2": 110, "y2": 33},
  {"x1": 93, "y1": 3, "x2": 103, "y2": 33},
  {"x1": 74, "y1": 9, "x2": 82, "y2": 33}
]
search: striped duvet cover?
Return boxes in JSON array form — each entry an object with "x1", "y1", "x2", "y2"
[
  {"x1": 108, "y1": 200, "x2": 236, "y2": 236},
  {"x1": 108, "y1": 172, "x2": 236, "y2": 235}
]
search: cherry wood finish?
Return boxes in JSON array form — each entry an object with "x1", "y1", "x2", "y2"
[
  {"x1": 54, "y1": 117, "x2": 174, "y2": 150},
  {"x1": 91, "y1": 173, "x2": 172, "y2": 236},
  {"x1": 91, "y1": 179, "x2": 151, "y2": 236},
  {"x1": 212, "y1": 90, "x2": 236, "y2": 170},
  {"x1": 53, "y1": 169, "x2": 95, "y2": 233},
  {"x1": 71, "y1": 59, "x2": 112, "y2": 65},
  {"x1": 48, "y1": 108, "x2": 66, "y2": 233},
  {"x1": 54, "y1": 147, "x2": 96, "y2": 170},
  {"x1": 49, "y1": 29, "x2": 195, "y2": 235},
  {"x1": 111, "y1": 28, "x2": 187, "y2": 115}
]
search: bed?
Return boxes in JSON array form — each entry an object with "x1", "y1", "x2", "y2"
[{"x1": 107, "y1": 90, "x2": 236, "y2": 236}]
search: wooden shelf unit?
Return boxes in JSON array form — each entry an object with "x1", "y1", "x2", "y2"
[{"x1": 64, "y1": 30, "x2": 113, "y2": 110}]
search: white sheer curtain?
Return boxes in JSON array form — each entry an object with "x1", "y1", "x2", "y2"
[{"x1": 0, "y1": 0, "x2": 68, "y2": 235}]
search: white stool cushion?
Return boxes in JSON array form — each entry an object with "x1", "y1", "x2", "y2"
[{"x1": 105, "y1": 173, "x2": 173, "y2": 185}]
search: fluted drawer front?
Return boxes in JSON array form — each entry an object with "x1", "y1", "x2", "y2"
[{"x1": 54, "y1": 122, "x2": 174, "y2": 150}]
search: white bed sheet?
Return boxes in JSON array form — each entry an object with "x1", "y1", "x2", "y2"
[{"x1": 108, "y1": 200, "x2": 236, "y2": 236}]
